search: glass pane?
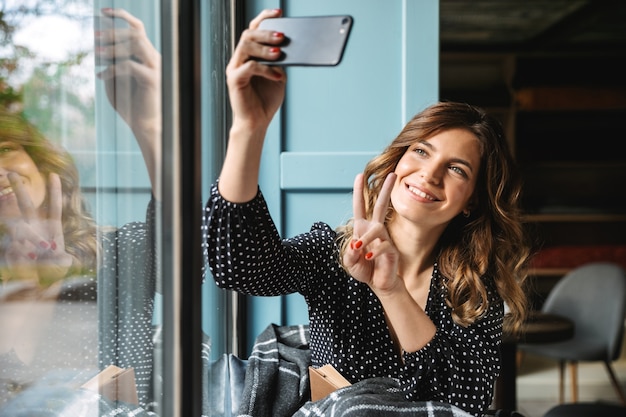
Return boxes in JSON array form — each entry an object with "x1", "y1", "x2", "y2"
[{"x1": 0, "y1": 1, "x2": 164, "y2": 414}]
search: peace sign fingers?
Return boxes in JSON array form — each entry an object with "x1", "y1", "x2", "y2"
[
  {"x1": 344, "y1": 172, "x2": 398, "y2": 284},
  {"x1": 352, "y1": 172, "x2": 396, "y2": 245}
]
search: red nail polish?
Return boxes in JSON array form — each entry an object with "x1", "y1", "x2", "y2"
[
  {"x1": 28, "y1": 252, "x2": 37, "y2": 260},
  {"x1": 365, "y1": 252, "x2": 373, "y2": 260},
  {"x1": 269, "y1": 47, "x2": 280, "y2": 54},
  {"x1": 39, "y1": 241, "x2": 50, "y2": 249},
  {"x1": 354, "y1": 240, "x2": 363, "y2": 249},
  {"x1": 273, "y1": 32, "x2": 284, "y2": 39},
  {"x1": 50, "y1": 240, "x2": 57, "y2": 250}
]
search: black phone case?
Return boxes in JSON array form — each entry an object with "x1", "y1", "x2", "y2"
[{"x1": 258, "y1": 15, "x2": 353, "y2": 66}]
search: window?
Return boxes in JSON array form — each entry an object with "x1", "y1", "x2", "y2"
[{"x1": 0, "y1": 0, "x2": 219, "y2": 414}]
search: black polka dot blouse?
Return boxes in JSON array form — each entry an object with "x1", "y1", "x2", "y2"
[{"x1": 204, "y1": 183, "x2": 503, "y2": 416}]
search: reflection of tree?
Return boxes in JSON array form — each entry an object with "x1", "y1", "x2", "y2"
[{"x1": 0, "y1": 1, "x2": 95, "y2": 147}]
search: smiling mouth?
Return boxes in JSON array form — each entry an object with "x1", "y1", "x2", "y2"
[{"x1": 407, "y1": 185, "x2": 437, "y2": 201}]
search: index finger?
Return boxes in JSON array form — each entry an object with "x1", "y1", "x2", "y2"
[
  {"x1": 249, "y1": 8, "x2": 283, "y2": 30},
  {"x1": 352, "y1": 173, "x2": 366, "y2": 220},
  {"x1": 8, "y1": 172, "x2": 36, "y2": 223},
  {"x1": 371, "y1": 173, "x2": 396, "y2": 223}
]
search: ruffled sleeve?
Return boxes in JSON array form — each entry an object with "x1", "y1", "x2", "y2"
[{"x1": 203, "y1": 182, "x2": 337, "y2": 297}]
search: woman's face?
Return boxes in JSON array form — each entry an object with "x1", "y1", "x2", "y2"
[
  {"x1": 0, "y1": 141, "x2": 47, "y2": 219},
  {"x1": 390, "y1": 128, "x2": 481, "y2": 228}
]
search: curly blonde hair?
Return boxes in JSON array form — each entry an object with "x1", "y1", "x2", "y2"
[
  {"x1": 338, "y1": 101, "x2": 530, "y2": 334},
  {"x1": 0, "y1": 110, "x2": 98, "y2": 276}
]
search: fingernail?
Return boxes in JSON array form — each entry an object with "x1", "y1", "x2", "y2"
[
  {"x1": 269, "y1": 47, "x2": 280, "y2": 54},
  {"x1": 28, "y1": 252, "x2": 37, "y2": 260},
  {"x1": 365, "y1": 252, "x2": 373, "y2": 260},
  {"x1": 50, "y1": 240, "x2": 57, "y2": 251},
  {"x1": 39, "y1": 241, "x2": 50, "y2": 250},
  {"x1": 272, "y1": 32, "x2": 284, "y2": 39},
  {"x1": 354, "y1": 240, "x2": 363, "y2": 249}
]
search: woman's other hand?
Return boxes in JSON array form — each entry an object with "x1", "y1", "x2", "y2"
[{"x1": 343, "y1": 173, "x2": 402, "y2": 294}]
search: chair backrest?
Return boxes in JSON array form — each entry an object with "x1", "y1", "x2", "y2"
[{"x1": 542, "y1": 262, "x2": 626, "y2": 361}]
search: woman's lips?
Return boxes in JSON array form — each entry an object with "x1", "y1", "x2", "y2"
[{"x1": 407, "y1": 184, "x2": 437, "y2": 201}]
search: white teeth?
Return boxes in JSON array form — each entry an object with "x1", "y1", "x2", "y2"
[
  {"x1": 0, "y1": 187, "x2": 13, "y2": 196},
  {"x1": 408, "y1": 185, "x2": 436, "y2": 201}
]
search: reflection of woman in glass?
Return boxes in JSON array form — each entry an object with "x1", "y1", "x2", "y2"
[
  {"x1": 95, "y1": 7, "x2": 161, "y2": 410},
  {"x1": 0, "y1": 110, "x2": 98, "y2": 287},
  {"x1": 0, "y1": 7, "x2": 161, "y2": 413},
  {"x1": 0, "y1": 109, "x2": 102, "y2": 409}
]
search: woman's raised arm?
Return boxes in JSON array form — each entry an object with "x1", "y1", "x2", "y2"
[{"x1": 219, "y1": 8, "x2": 287, "y2": 203}]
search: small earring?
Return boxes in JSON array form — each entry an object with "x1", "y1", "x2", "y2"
[{"x1": 463, "y1": 209, "x2": 470, "y2": 218}]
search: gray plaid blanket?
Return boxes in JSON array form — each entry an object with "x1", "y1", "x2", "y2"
[
  {"x1": 294, "y1": 378, "x2": 473, "y2": 417},
  {"x1": 237, "y1": 323, "x2": 311, "y2": 417}
]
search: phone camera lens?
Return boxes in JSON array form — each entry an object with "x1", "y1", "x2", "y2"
[{"x1": 341, "y1": 17, "x2": 349, "y2": 25}]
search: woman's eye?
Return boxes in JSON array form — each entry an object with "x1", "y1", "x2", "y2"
[
  {"x1": 450, "y1": 166, "x2": 466, "y2": 176},
  {"x1": 413, "y1": 148, "x2": 426, "y2": 156},
  {"x1": 0, "y1": 143, "x2": 18, "y2": 154}
]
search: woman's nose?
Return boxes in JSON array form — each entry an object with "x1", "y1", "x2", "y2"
[{"x1": 420, "y1": 164, "x2": 443, "y2": 185}]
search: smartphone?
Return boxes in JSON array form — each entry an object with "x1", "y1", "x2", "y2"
[
  {"x1": 93, "y1": 16, "x2": 129, "y2": 66},
  {"x1": 257, "y1": 15, "x2": 353, "y2": 66}
]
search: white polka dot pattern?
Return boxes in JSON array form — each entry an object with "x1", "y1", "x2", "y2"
[
  {"x1": 204, "y1": 183, "x2": 504, "y2": 415},
  {"x1": 98, "y1": 200, "x2": 158, "y2": 410}
]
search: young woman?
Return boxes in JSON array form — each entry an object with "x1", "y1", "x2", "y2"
[{"x1": 205, "y1": 8, "x2": 530, "y2": 416}]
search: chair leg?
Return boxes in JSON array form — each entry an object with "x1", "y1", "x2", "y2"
[
  {"x1": 558, "y1": 360, "x2": 565, "y2": 404},
  {"x1": 568, "y1": 361, "x2": 578, "y2": 402},
  {"x1": 603, "y1": 361, "x2": 626, "y2": 405}
]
